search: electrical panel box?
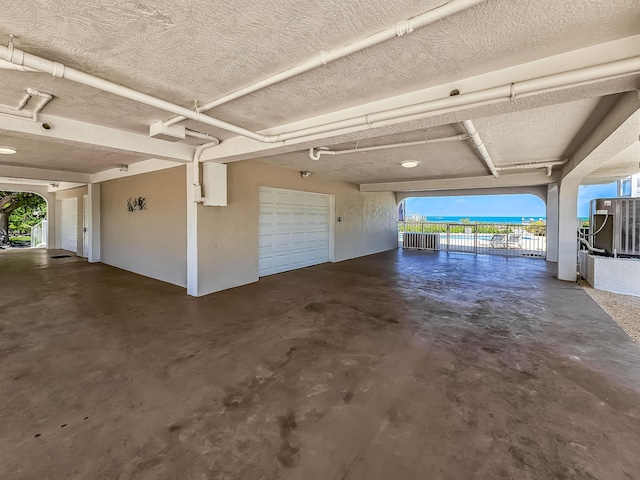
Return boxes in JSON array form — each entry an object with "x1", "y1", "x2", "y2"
[
  {"x1": 590, "y1": 198, "x2": 640, "y2": 257},
  {"x1": 202, "y1": 163, "x2": 227, "y2": 206}
]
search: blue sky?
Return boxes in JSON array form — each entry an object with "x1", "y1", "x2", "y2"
[{"x1": 405, "y1": 182, "x2": 618, "y2": 218}]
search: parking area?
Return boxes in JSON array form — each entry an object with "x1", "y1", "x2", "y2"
[{"x1": 1, "y1": 248, "x2": 640, "y2": 479}]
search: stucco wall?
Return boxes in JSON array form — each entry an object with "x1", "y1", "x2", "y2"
[
  {"x1": 101, "y1": 166, "x2": 187, "y2": 287},
  {"x1": 56, "y1": 186, "x2": 88, "y2": 255},
  {"x1": 197, "y1": 160, "x2": 398, "y2": 295}
]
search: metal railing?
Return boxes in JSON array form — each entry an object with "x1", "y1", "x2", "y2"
[
  {"x1": 399, "y1": 221, "x2": 546, "y2": 258},
  {"x1": 30, "y1": 220, "x2": 47, "y2": 248}
]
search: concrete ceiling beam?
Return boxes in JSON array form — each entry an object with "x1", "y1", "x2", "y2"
[
  {"x1": 0, "y1": 165, "x2": 91, "y2": 183},
  {"x1": 0, "y1": 114, "x2": 196, "y2": 163},
  {"x1": 360, "y1": 171, "x2": 559, "y2": 193},
  {"x1": 562, "y1": 90, "x2": 640, "y2": 181}
]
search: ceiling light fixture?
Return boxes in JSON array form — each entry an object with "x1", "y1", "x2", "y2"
[
  {"x1": 0, "y1": 147, "x2": 17, "y2": 155},
  {"x1": 401, "y1": 161, "x2": 419, "y2": 168}
]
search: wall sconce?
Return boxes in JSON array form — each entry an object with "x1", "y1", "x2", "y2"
[{"x1": 301, "y1": 171, "x2": 312, "y2": 179}]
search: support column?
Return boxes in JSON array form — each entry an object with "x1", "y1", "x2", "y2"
[
  {"x1": 186, "y1": 167, "x2": 199, "y2": 296},
  {"x1": 45, "y1": 192, "x2": 56, "y2": 249},
  {"x1": 87, "y1": 183, "x2": 101, "y2": 263},
  {"x1": 557, "y1": 177, "x2": 580, "y2": 281},
  {"x1": 545, "y1": 183, "x2": 559, "y2": 263}
]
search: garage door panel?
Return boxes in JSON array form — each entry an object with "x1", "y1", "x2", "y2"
[{"x1": 259, "y1": 187, "x2": 331, "y2": 277}]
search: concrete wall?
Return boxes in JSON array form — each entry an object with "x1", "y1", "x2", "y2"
[
  {"x1": 197, "y1": 160, "x2": 398, "y2": 295},
  {"x1": 101, "y1": 166, "x2": 187, "y2": 287},
  {"x1": 580, "y1": 251, "x2": 640, "y2": 297},
  {"x1": 56, "y1": 186, "x2": 88, "y2": 255}
]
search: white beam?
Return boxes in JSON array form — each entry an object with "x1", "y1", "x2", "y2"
[
  {"x1": 361, "y1": 171, "x2": 559, "y2": 193},
  {"x1": 397, "y1": 186, "x2": 548, "y2": 203},
  {"x1": 90, "y1": 159, "x2": 184, "y2": 183},
  {"x1": 562, "y1": 91, "x2": 640, "y2": 180},
  {"x1": 0, "y1": 113, "x2": 195, "y2": 162},
  {"x1": 0, "y1": 165, "x2": 91, "y2": 183}
]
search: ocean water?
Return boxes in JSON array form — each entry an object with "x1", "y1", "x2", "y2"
[{"x1": 411, "y1": 216, "x2": 546, "y2": 224}]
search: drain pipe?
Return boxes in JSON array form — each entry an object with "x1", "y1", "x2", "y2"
[
  {"x1": 0, "y1": 39, "x2": 270, "y2": 142},
  {"x1": 162, "y1": 0, "x2": 486, "y2": 127},
  {"x1": 495, "y1": 160, "x2": 566, "y2": 176},
  {"x1": 192, "y1": 141, "x2": 221, "y2": 203},
  {"x1": 309, "y1": 133, "x2": 468, "y2": 160},
  {"x1": 0, "y1": 88, "x2": 52, "y2": 120},
  {"x1": 185, "y1": 129, "x2": 218, "y2": 141},
  {"x1": 460, "y1": 120, "x2": 498, "y2": 178}
]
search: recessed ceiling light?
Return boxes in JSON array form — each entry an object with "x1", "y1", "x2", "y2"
[
  {"x1": 401, "y1": 161, "x2": 418, "y2": 168},
  {"x1": 0, "y1": 147, "x2": 17, "y2": 155}
]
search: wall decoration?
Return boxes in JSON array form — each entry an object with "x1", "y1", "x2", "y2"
[{"x1": 127, "y1": 197, "x2": 147, "y2": 212}]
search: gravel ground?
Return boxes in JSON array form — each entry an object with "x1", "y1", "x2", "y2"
[{"x1": 580, "y1": 279, "x2": 640, "y2": 343}]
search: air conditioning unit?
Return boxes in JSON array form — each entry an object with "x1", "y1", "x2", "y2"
[{"x1": 590, "y1": 198, "x2": 640, "y2": 257}]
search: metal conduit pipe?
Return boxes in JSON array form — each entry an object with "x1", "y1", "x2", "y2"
[
  {"x1": 3, "y1": 38, "x2": 640, "y2": 146},
  {"x1": 495, "y1": 160, "x2": 566, "y2": 177},
  {"x1": 0, "y1": 58, "x2": 37, "y2": 72},
  {"x1": 266, "y1": 56, "x2": 640, "y2": 144},
  {"x1": 162, "y1": 0, "x2": 486, "y2": 127},
  {"x1": 309, "y1": 134, "x2": 468, "y2": 160},
  {"x1": 192, "y1": 141, "x2": 220, "y2": 203},
  {"x1": 185, "y1": 129, "x2": 219, "y2": 141},
  {"x1": 460, "y1": 120, "x2": 498, "y2": 178},
  {"x1": 0, "y1": 41, "x2": 269, "y2": 143}
]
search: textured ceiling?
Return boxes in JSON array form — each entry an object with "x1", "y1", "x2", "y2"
[{"x1": 0, "y1": 0, "x2": 638, "y2": 185}]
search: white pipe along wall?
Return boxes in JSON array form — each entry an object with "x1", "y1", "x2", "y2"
[
  {"x1": 3, "y1": 39, "x2": 640, "y2": 147},
  {"x1": 162, "y1": 0, "x2": 487, "y2": 127},
  {"x1": 309, "y1": 134, "x2": 468, "y2": 160},
  {"x1": 460, "y1": 120, "x2": 498, "y2": 177}
]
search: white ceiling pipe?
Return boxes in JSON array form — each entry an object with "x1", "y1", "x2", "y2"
[
  {"x1": 162, "y1": 0, "x2": 486, "y2": 127},
  {"x1": 3, "y1": 38, "x2": 640, "y2": 146},
  {"x1": 270, "y1": 56, "x2": 640, "y2": 143},
  {"x1": 460, "y1": 120, "x2": 498, "y2": 178},
  {"x1": 0, "y1": 42, "x2": 269, "y2": 143},
  {"x1": 28, "y1": 89, "x2": 53, "y2": 120},
  {"x1": 0, "y1": 89, "x2": 52, "y2": 121},
  {"x1": 191, "y1": 141, "x2": 220, "y2": 203},
  {"x1": 0, "y1": 58, "x2": 37, "y2": 72},
  {"x1": 495, "y1": 160, "x2": 566, "y2": 177},
  {"x1": 185, "y1": 128, "x2": 220, "y2": 142},
  {"x1": 309, "y1": 134, "x2": 468, "y2": 160}
]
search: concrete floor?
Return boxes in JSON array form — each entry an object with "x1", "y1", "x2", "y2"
[{"x1": 1, "y1": 249, "x2": 640, "y2": 480}]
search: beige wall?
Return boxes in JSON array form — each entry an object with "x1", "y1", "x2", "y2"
[
  {"x1": 101, "y1": 166, "x2": 187, "y2": 287},
  {"x1": 197, "y1": 160, "x2": 398, "y2": 295},
  {"x1": 56, "y1": 186, "x2": 88, "y2": 255}
]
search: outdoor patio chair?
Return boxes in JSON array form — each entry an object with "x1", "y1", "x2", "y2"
[
  {"x1": 490, "y1": 233, "x2": 522, "y2": 249},
  {"x1": 489, "y1": 234, "x2": 507, "y2": 248}
]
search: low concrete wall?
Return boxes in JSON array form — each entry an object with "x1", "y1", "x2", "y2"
[
  {"x1": 580, "y1": 251, "x2": 640, "y2": 297},
  {"x1": 197, "y1": 160, "x2": 398, "y2": 295},
  {"x1": 101, "y1": 166, "x2": 187, "y2": 287}
]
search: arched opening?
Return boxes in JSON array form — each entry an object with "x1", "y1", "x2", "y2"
[
  {"x1": 0, "y1": 190, "x2": 48, "y2": 249},
  {"x1": 398, "y1": 193, "x2": 547, "y2": 258}
]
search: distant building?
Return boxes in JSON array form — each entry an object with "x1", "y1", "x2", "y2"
[
  {"x1": 618, "y1": 173, "x2": 640, "y2": 198},
  {"x1": 406, "y1": 213, "x2": 426, "y2": 222}
]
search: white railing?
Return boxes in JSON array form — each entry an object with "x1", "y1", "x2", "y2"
[
  {"x1": 399, "y1": 221, "x2": 547, "y2": 258},
  {"x1": 30, "y1": 220, "x2": 47, "y2": 248}
]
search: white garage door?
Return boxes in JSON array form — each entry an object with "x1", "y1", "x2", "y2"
[
  {"x1": 60, "y1": 198, "x2": 78, "y2": 253},
  {"x1": 259, "y1": 187, "x2": 332, "y2": 277}
]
